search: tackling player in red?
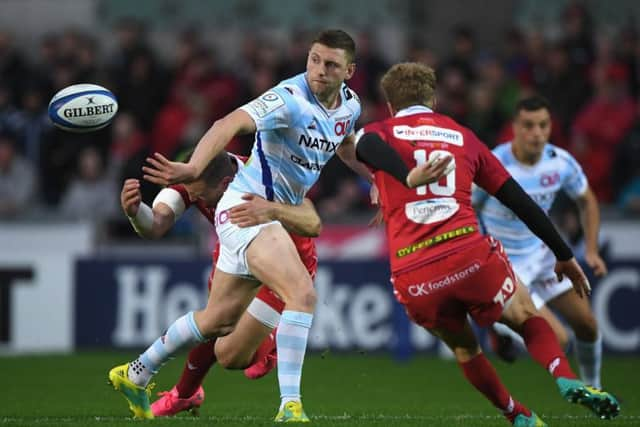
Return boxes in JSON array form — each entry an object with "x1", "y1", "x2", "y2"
[
  {"x1": 354, "y1": 62, "x2": 620, "y2": 426},
  {"x1": 120, "y1": 150, "x2": 319, "y2": 417}
]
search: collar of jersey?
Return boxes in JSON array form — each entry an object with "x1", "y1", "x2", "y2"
[
  {"x1": 395, "y1": 105, "x2": 433, "y2": 117},
  {"x1": 507, "y1": 140, "x2": 550, "y2": 169}
]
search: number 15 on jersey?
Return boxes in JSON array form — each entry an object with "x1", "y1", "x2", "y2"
[{"x1": 413, "y1": 149, "x2": 456, "y2": 196}]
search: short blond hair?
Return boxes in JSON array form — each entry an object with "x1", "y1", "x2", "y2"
[{"x1": 380, "y1": 62, "x2": 436, "y2": 111}]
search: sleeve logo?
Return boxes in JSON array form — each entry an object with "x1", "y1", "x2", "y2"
[{"x1": 247, "y1": 91, "x2": 285, "y2": 118}]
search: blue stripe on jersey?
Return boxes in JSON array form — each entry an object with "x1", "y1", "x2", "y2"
[{"x1": 255, "y1": 131, "x2": 274, "y2": 201}]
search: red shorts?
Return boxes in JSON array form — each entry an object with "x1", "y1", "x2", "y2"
[
  {"x1": 208, "y1": 244, "x2": 318, "y2": 314},
  {"x1": 392, "y1": 236, "x2": 517, "y2": 333}
]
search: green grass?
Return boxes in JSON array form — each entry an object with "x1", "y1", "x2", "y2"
[{"x1": 0, "y1": 352, "x2": 637, "y2": 426}]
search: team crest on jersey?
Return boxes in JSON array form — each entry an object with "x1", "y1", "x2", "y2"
[
  {"x1": 246, "y1": 91, "x2": 285, "y2": 118},
  {"x1": 540, "y1": 171, "x2": 560, "y2": 187},
  {"x1": 393, "y1": 125, "x2": 463, "y2": 146},
  {"x1": 405, "y1": 198, "x2": 459, "y2": 224}
]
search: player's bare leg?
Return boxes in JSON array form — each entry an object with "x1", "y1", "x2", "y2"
[
  {"x1": 430, "y1": 321, "x2": 543, "y2": 426},
  {"x1": 490, "y1": 276, "x2": 570, "y2": 363},
  {"x1": 245, "y1": 224, "x2": 315, "y2": 422},
  {"x1": 151, "y1": 309, "x2": 276, "y2": 417},
  {"x1": 215, "y1": 310, "x2": 273, "y2": 369},
  {"x1": 500, "y1": 281, "x2": 618, "y2": 419},
  {"x1": 548, "y1": 289, "x2": 601, "y2": 388},
  {"x1": 111, "y1": 225, "x2": 313, "y2": 421},
  {"x1": 110, "y1": 270, "x2": 258, "y2": 419}
]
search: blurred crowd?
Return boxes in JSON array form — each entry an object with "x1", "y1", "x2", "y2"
[{"x1": 1, "y1": 2, "x2": 640, "y2": 239}]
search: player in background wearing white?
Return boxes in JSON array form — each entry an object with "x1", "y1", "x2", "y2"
[
  {"x1": 474, "y1": 96, "x2": 607, "y2": 389},
  {"x1": 120, "y1": 150, "x2": 321, "y2": 417},
  {"x1": 109, "y1": 29, "x2": 372, "y2": 421}
]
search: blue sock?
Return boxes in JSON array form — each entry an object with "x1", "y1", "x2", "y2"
[
  {"x1": 277, "y1": 310, "x2": 313, "y2": 406},
  {"x1": 129, "y1": 312, "x2": 204, "y2": 387}
]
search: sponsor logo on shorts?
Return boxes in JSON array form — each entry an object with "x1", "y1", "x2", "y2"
[
  {"x1": 405, "y1": 198, "x2": 459, "y2": 224},
  {"x1": 216, "y1": 209, "x2": 229, "y2": 225},
  {"x1": 407, "y1": 262, "x2": 481, "y2": 296},
  {"x1": 492, "y1": 276, "x2": 515, "y2": 307},
  {"x1": 396, "y1": 225, "x2": 476, "y2": 258}
]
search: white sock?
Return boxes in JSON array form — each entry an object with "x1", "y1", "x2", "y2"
[
  {"x1": 128, "y1": 312, "x2": 205, "y2": 387},
  {"x1": 277, "y1": 310, "x2": 313, "y2": 408},
  {"x1": 575, "y1": 333, "x2": 602, "y2": 388}
]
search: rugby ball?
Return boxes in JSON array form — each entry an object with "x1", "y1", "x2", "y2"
[{"x1": 48, "y1": 83, "x2": 118, "y2": 132}]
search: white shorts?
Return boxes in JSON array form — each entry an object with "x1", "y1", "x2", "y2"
[
  {"x1": 214, "y1": 188, "x2": 281, "y2": 277},
  {"x1": 511, "y1": 246, "x2": 573, "y2": 309}
]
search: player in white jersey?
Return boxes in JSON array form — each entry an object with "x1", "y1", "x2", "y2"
[
  {"x1": 474, "y1": 96, "x2": 607, "y2": 388},
  {"x1": 109, "y1": 29, "x2": 369, "y2": 422}
]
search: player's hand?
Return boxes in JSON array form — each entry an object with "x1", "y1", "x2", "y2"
[
  {"x1": 585, "y1": 251, "x2": 608, "y2": 277},
  {"x1": 121, "y1": 178, "x2": 141, "y2": 217},
  {"x1": 369, "y1": 183, "x2": 380, "y2": 206},
  {"x1": 229, "y1": 194, "x2": 275, "y2": 228},
  {"x1": 142, "y1": 152, "x2": 197, "y2": 186},
  {"x1": 406, "y1": 155, "x2": 454, "y2": 188},
  {"x1": 555, "y1": 257, "x2": 591, "y2": 298}
]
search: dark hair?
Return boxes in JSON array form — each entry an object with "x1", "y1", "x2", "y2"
[
  {"x1": 200, "y1": 151, "x2": 235, "y2": 188},
  {"x1": 514, "y1": 95, "x2": 551, "y2": 117},
  {"x1": 311, "y1": 29, "x2": 356, "y2": 63},
  {"x1": 174, "y1": 148, "x2": 235, "y2": 188}
]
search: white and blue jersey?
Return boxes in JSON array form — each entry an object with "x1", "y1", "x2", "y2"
[
  {"x1": 229, "y1": 72, "x2": 361, "y2": 205},
  {"x1": 474, "y1": 142, "x2": 588, "y2": 266}
]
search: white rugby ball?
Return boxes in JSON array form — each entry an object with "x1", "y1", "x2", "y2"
[{"x1": 48, "y1": 83, "x2": 118, "y2": 132}]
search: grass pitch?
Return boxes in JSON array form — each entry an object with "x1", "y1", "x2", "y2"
[{"x1": 0, "y1": 351, "x2": 637, "y2": 426}]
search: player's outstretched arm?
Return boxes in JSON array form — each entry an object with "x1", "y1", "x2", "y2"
[
  {"x1": 229, "y1": 195, "x2": 322, "y2": 237},
  {"x1": 143, "y1": 109, "x2": 257, "y2": 186},
  {"x1": 576, "y1": 187, "x2": 607, "y2": 277},
  {"x1": 121, "y1": 179, "x2": 179, "y2": 239},
  {"x1": 492, "y1": 178, "x2": 591, "y2": 297},
  {"x1": 337, "y1": 134, "x2": 374, "y2": 183}
]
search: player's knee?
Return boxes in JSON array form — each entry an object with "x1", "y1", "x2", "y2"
[
  {"x1": 281, "y1": 276, "x2": 316, "y2": 311},
  {"x1": 197, "y1": 313, "x2": 238, "y2": 339},
  {"x1": 503, "y1": 298, "x2": 537, "y2": 327},
  {"x1": 294, "y1": 284, "x2": 316, "y2": 311},
  {"x1": 215, "y1": 344, "x2": 252, "y2": 370}
]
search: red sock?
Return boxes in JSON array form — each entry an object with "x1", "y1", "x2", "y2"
[
  {"x1": 175, "y1": 340, "x2": 217, "y2": 398},
  {"x1": 460, "y1": 353, "x2": 530, "y2": 422},
  {"x1": 522, "y1": 316, "x2": 577, "y2": 379}
]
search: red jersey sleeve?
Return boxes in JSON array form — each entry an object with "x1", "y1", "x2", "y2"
[{"x1": 471, "y1": 134, "x2": 511, "y2": 195}]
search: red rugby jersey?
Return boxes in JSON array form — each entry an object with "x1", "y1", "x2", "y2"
[{"x1": 361, "y1": 106, "x2": 510, "y2": 274}]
